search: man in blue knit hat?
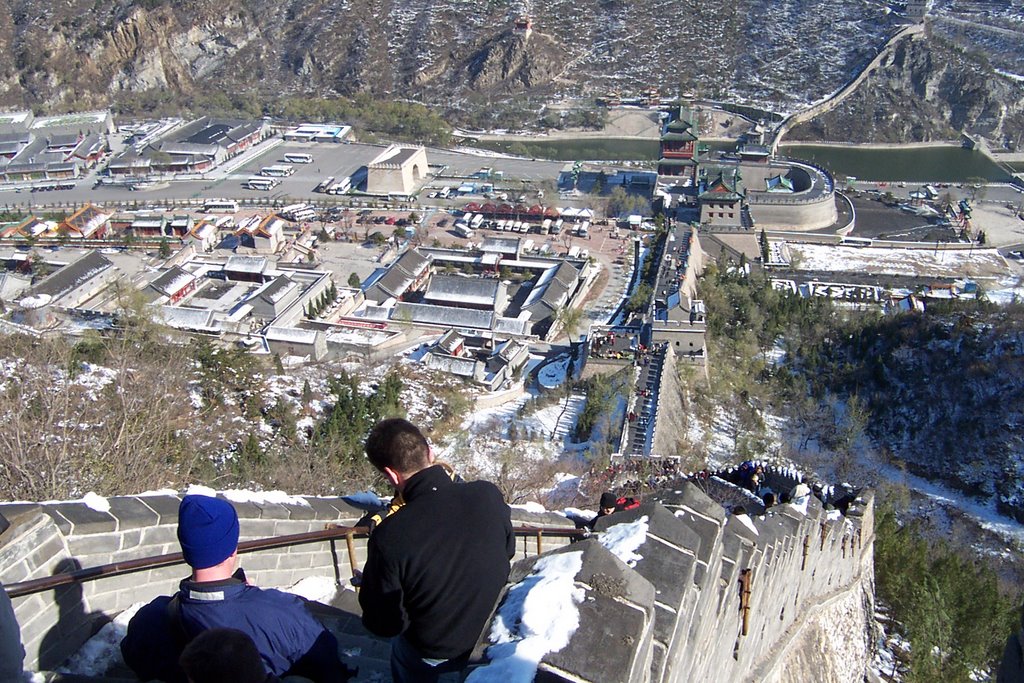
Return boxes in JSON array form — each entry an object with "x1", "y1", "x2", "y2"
[{"x1": 121, "y1": 495, "x2": 354, "y2": 683}]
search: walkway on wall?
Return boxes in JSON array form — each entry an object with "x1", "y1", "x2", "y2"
[
  {"x1": 771, "y1": 23, "x2": 926, "y2": 152},
  {"x1": 6, "y1": 525, "x2": 585, "y2": 683},
  {"x1": 621, "y1": 345, "x2": 667, "y2": 456}
]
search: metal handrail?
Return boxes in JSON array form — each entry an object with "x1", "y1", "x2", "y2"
[{"x1": 4, "y1": 524, "x2": 585, "y2": 599}]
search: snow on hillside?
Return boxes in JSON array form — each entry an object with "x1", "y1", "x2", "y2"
[
  {"x1": 786, "y1": 243, "x2": 1009, "y2": 279},
  {"x1": 687, "y1": 402, "x2": 1024, "y2": 555}
]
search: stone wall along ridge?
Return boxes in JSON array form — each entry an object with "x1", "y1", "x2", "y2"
[{"x1": 475, "y1": 480, "x2": 875, "y2": 683}]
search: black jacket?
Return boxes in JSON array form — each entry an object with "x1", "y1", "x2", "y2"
[{"x1": 359, "y1": 465, "x2": 515, "y2": 659}]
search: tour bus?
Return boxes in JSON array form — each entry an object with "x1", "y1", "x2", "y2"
[
  {"x1": 839, "y1": 236, "x2": 873, "y2": 247},
  {"x1": 279, "y1": 203, "x2": 317, "y2": 222},
  {"x1": 470, "y1": 213, "x2": 484, "y2": 230},
  {"x1": 247, "y1": 177, "x2": 280, "y2": 191},
  {"x1": 327, "y1": 176, "x2": 352, "y2": 195},
  {"x1": 283, "y1": 153, "x2": 314, "y2": 164},
  {"x1": 313, "y1": 176, "x2": 335, "y2": 193},
  {"x1": 260, "y1": 165, "x2": 295, "y2": 177},
  {"x1": 494, "y1": 219, "x2": 506, "y2": 231},
  {"x1": 454, "y1": 224, "x2": 474, "y2": 239},
  {"x1": 552, "y1": 218, "x2": 564, "y2": 234},
  {"x1": 541, "y1": 218, "x2": 552, "y2": 233},
  {"x1": 204, "y1": 199, "x2": 239, "y2": 213},
  {"x1": 577, "y1": 220, "x2": 590, "y2": 238},
  {"x1": 438, "y1": 186, "x2": 452, "y2": 199},
  {"x1": 518, "y1": 222, "x2": 529, "y2": 233}
]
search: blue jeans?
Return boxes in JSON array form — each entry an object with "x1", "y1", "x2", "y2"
[{"x1": 390, "y1": 633, "x2": 469, "y2": 683}]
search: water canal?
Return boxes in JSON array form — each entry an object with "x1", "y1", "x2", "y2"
[{"x1": 471, "y1": 137, "x2": 1013, "y2": 183}]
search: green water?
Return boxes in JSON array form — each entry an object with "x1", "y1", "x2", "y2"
[
  {"x1": 778, "y1": 144, "x2": 1011, "y2": 182},
  {"x1": 473, "y1": 137, "x2": 1013, "y2": 182}
]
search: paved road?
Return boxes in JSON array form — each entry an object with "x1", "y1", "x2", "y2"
[{"x1": 0, "y1": 140, "x2": 572, "y2": 211}]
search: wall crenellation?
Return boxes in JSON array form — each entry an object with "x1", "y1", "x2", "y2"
[
  {"x1": 0, "y1": 492, "x2": 581, "y2": 675},
  {"x1": 487, "y1": 479, "x2": 875, "y2": 683},
  {"x1": 1, "y1": 481, "x2": 872, "y2": 682}
]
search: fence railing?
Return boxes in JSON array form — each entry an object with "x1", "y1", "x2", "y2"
[{"x1": 3, "y1": 524, "x2": 586, "y2": 599}]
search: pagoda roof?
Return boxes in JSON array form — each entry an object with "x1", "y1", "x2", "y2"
[
  {"x1": 699, "y1": 171, "x2": 744, "y2": 201},
  {"x1": 661, "y1": 130, "x2": 697, "y2": 142},
  {"x1": 666, "y1": 118, "x2": 693, "y2": 133}
]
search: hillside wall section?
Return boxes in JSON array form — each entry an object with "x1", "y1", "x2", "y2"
[
  {"x1": 0, "y1": 483, "x2": 873, "y2": 681},
  {"x1": 475, "y1": 481, "x2": 875, "y2": 683}
]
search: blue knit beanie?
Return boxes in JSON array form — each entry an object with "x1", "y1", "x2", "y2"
[{"x1": 177, "y1": 495, "x2": 240, "y2": 570}]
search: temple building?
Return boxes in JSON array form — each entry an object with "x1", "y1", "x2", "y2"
[{"x1": 657, "y1": 112, "x2": 699, "y2": 184}]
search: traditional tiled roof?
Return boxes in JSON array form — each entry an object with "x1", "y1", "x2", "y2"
[
  {"x1": 24, "y1": 251, "x2": 114, "y2": 302},
  {"x1": 149, "y1": 266, "x2": 196, "y2": 297},
  {"x1": 661, "y1": 131, "x2": 697, "y2": 142},
  {"x1": 393, "y1": 302, "x2": 495, "y2": 329},
  {"x1": 658, "y1": 158, "x2": 698, "y2": 167},
  {"x1": 423, "y1": 275, "x2": 500, "y2": 307}
]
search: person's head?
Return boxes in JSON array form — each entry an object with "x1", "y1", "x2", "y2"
[
  {"x1": 177, "y1": 495, "x2": 240, "y2": 577},
  {"x1": 365, "y1": 418, "x2": 433, "y2": 488},
  {"x1": 179, "y1": 628, "x2": 269, "y2": 683},
  {"x1": 599, "y1": 491, "x2": 617, "y2": 515}
]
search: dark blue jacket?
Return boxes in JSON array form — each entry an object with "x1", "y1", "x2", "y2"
[{"x1": 121, "y1": 574, "x2": 349, "y2": 682}]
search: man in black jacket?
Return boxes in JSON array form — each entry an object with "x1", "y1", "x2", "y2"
[{"x1": 358, "y1": 418, "x2": 515, "y2": 683}]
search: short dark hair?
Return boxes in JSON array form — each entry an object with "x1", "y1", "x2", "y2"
[
  {"x1": 179, "y1": 628, "x2": 268, "y2": 683},
  {"x1": 365, "y1": 418, "x2": 430, "y2": 475}
]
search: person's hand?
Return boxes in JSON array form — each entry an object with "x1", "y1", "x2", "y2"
[{"x1": 350, "y1": 569, "x2": 363, "y2": 587}]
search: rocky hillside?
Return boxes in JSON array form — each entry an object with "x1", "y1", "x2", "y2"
[
  {"x1": 0, "y1": 0, "x2": 896, "y2": 115},
  {"x1": 794, "y1": 303, "x2": 1024, "y2": 523},
  {"x1": 788, "y1": 34, "x2": 1024, "y2": 145},
  {"x1": 0, "y1": 0, "x2": 1019, "y2": 142}
]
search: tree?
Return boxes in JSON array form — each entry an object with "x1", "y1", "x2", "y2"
[
  {"x1": 158, "y1": 237, "x2": 171, "y2": 258},
  {"x1": 556, "y1": 306, "x2": 583, "y2": 340},
  {"x1": 759, "y1": 229, "x2": 770, "y2": 263},
  {"x1": 626, "y1": 283, "x2": 653, "y2": 318},
  {"x1": 966, "y1": 176, "x2": 988, "y2": 202},
  {"x1": 347, "y1": 272, "x2": 362, "y2": 288}
]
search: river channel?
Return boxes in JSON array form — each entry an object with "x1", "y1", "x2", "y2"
[{"x1": 472, "y1": 137, "x2": 1013, "y2": 183}]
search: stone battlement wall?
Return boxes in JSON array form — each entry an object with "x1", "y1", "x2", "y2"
[
  {"x1": 486, "y1": 481, "x2": 875, "y2": 683},
  {"x1": 0, "y1": 495, "x2": 575, "y2": 673}
]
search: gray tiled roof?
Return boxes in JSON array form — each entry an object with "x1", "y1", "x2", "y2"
[
  {"x1": 393, "y1": 302, "x2": 494, "y2": 329},
  {"x1": 26, "y1": 251, "x2": 114, "y2": 301},
  {"x1": 423, "y1": 275, "x2": 500, "y2": 306}
]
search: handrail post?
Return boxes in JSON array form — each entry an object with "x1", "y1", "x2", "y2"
[
  {"x1": 345, "y1": 532, "x2": 358, "y2": 590},
  {"x1": 739, "y1": 568, "x2": 752, "y2": 636},
  {"x1": 535, "y1": 530, "x2": 543, "y2": 556}
]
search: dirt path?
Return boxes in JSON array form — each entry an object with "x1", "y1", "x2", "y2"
[{"x1": 464, "y1": 108, "x2": 662, "y2": 142}]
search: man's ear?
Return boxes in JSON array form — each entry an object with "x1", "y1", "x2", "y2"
[
  {"x1": 382, "y1": 466, "x2": 402, "y2": 487},
  {"x1": 427, "y1": 447, "x2": 436, "y2": 464}
]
